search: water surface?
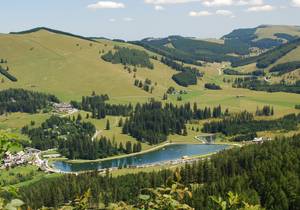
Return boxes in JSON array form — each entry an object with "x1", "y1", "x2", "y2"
[{"x1": 53, "y1": 144, "x2": 228, "y2": 172}]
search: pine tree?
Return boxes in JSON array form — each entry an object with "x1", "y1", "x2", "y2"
[{"x1": 106, "y1": 119, "x2": 110, "y2": 130}]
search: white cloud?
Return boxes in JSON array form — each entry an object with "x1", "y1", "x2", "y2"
[
  {"x1": 202, "y1": 0, "x2": 233, "y2": 7},
  {"x1": 109, "y1": 18, "x2": 116, "y2": 22},
  {"x1": 216, "y1": 9, "x2": 235, "y2": 17},
  {"x1": 236, "y1": 0, "x2": 263, "y2": 6},
  {"x1": 247, "y1": 4, "x2": 275, "y2": 11},
  {"x1": 123, "y1": 17, "x2": 134, "y2": 21},
  {"x1": 145, "y1": 0, "x2": 200, "y2": 5},
  {"x1": 87, "y1": 1, "x2": 125, "y2": 9},
  {"x1": 292, "y1": 0, "x2": 300, "y2": 7},
  {"x1": 189, "y1": 11, "x2": 212, "y2": 16},
  {"x1": 189, "y1": 9, "x2": 235, "y2": 17},
  {"x1": 201, "y1": 0, "x2": 263, "y2": 7},
  {"x1": 155, "y1": 5, "x2": 165, "y2": 10}
]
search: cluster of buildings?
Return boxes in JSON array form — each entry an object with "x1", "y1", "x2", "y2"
[
  {"x1": 52, "y1": 102, "x2": 77, "y2": 115},
  {"x1": 2, "y1": 151, "x2": 29, "y2": 168},
  {"x1": 1, "y1": 148, "x2": 47, "y2": 169}
]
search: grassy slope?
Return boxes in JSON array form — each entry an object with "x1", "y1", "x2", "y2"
[
  {"x1": 0, "y1": 30, "x2": 181, "y2": 102},
  {"x1": 255, "y1": 25, "x2": 300, "y2": 40}
]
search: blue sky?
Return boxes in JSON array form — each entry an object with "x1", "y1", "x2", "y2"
[{"x1": 1, "y1": 0, "x2": 300, "y2": 40}]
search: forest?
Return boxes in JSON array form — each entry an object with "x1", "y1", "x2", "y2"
[
  {"x1": 122, "y1": 101, "x2": 223, "y2": 144},
  {"x1": 14, "y1": 135, "x2": 300, "y2": 210},
  {"x1": 224, "y1": 69, "x2": 265, "y2": 76},
  {"x1": 21, "y1": 115, "x2": 141, "y2": 159},
  {"x1": 160, "y1": 57, "x2": 204, "y2": 77},
  {"x1": 160, "y1": 57, "x2": 203, "y2": 87},
  {"x1": 0, "y1": 88, "x2": 59, "y2": 114},
  {"x1": 71, "y1": 94, "x2": 133, "y2": 119},
  {"x1": 269, "y1": 61, "x2": 300, "y2": 75},
  {"x1": 232, "y1": 77, "x2": 300, "y2": 94},
  {"x1": 202, "y1": 111, "x2": 300, "y2": 137},
  {"x1": 231, "y1": 38, "x2": 300, "y2": 68},
  {"x1": 172, "y1": 71, "x2": 198, "y2": 87},
  {"x1": 101, "y1": 46, "x2": 154, "y2": 69}
]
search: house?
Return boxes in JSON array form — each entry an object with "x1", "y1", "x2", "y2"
[
  {"x1": 53, "y1": 103, "x2": 77, "y2": 114},
  {"x1": 252, "y1": 137, "x2": 263, "y2": 143}
]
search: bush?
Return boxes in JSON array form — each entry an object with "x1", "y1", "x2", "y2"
[{"x1": 204, "y1": 83, "x2": 222, "y2": 90}]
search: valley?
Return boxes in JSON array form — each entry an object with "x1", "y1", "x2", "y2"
[{"x1": 1, "y1": 24, "x2": 300, "y2": 210}]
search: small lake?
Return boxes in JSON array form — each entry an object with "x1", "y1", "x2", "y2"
[{"x1": 53, "y1": 144, "x2": 228, "y2": 172}]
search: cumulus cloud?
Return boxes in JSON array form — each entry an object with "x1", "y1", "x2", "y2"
[
  {"x1": 87, "y1": 1, "x2": 125, "y2": 9},
  {"x1": 247, "y1": 4, "x2": 275, "y2": 11},
  {"x1": 189, "y1": 10, "x2": 212, "y2": 16},
  {"x1": 155, "y1": 5, "x2": 165, "y2": 10},
  {"x1": 216, "y1": 9, "x2": 235, "y2": 17},
  {"x1": 292, "y1": 0, "x2": 300, "y2": 7},
  {"x1": 145, "y1": 0, "x2": 200, "y2": 5}
]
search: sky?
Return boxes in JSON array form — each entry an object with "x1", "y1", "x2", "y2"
[{"x1": 1, "y1": 0, "x2": 300, "y2": 40}]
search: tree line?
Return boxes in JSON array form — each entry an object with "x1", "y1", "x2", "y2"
[
  {"x1": 16, "y1": 135, "x2": 300, "y2": 210},
  {"x1": 232, "y1": 77, "x2": 300, "y2": 94},
  {"x1": 269, "y1": 61, "x2": 300, "y2": 75},
  {"x1": 224, "y1": 69, "x2": 265, "y2": 76},
  {"x1": 202, "y1": 111, "x2": 300, "y2": 137},
  {"x1": 0, "y1": 88, "x2": 59, "y2": 115},
  {"x1": 0, "y1": 65, "x2": 17, "y2": 82},
  {"x1": 71, "y1": 94, "x2": 133, "y2": 119}
]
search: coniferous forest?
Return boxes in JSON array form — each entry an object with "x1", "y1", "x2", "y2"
[
  {"x1": 0, "y1": 88, "x2": 59, "y2": 114},
  {"x1": 21, "y1": 115, "x2": 141, "y2": 159},
  {"x1": 71, "y1": 94, "x2": 133, "y2": 119},
  {"x1": 122, "y1": 101, "x2": 223, "y2": 144},
  {"x1": 101, "y1": 46, "x2": 154, "y2": 69},
  {"x1": 14, "y1": 135, "x2": 300, "y2": 210}
]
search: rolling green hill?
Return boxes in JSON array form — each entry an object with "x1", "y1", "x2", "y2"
[
  {"x1": 223, "y1": 25, "x2": 300, "y2": 49},
  {"x1": 0, "y1": 27, "x2": 299, "y2": 117},
  {"x1": 0, "y1": 28, "x2": 183, "y2": 102}
]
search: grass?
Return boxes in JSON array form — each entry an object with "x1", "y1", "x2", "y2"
[
  {"x1": 255, "y1": 25, "x2": 300, "y2": 40},
  {"x1": 0, "y1": 165, "x2": 45, "y2": 187},
  {"x1": 0, "y1": 29, "x2": 181, "y2": 102},
  {"x1": 0, "y1": 112, "x2": 50, "y2": 132}
]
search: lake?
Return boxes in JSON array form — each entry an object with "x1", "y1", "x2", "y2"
[{"x1": 53, "y1": 144, "x2": 229, "y2": 172}]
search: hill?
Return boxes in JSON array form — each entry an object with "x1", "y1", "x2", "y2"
[
  {"x1": 132, "y1": 35, "x2": 247, "y2": 64},
  {"x1": 0, "y1": 27, "x2": 299, "y2": 116},
  {"x1": 0, "y1": 28, "x2": 183, "y2": 102},
  {"x1": 223, "y1": 25, "x2": 300, "y2": 49}
]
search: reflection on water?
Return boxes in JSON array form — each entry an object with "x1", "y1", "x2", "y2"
[{"x1": 53, "y1": 144, "x2": 228, "y2": 172}]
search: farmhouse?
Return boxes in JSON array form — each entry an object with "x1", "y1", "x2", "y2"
[{"x1": 53, "y1": 102, "x2": 77, "y2": 114}]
